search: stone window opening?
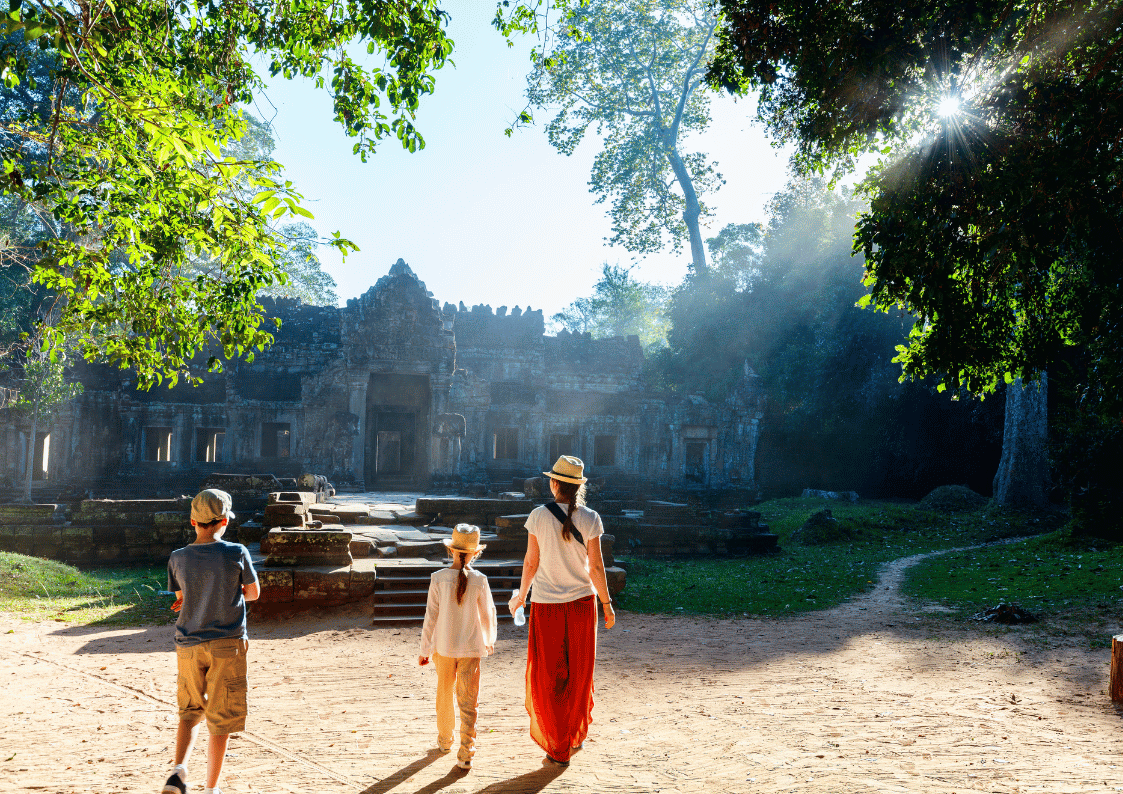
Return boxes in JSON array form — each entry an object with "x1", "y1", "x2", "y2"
[
  {"x1": 493, "y1": 427, "x2": 518, "y2": 460},
  {"x1": 195, "y1": 428, "x2": 226, "y2": 463},
  {"x1": 144, "y1": 427, "x2": 174, "y2": 462},
  {"x1": 261, "y1": 422, "x2": 291, "y2": 458},
  {"x1": 594, "y1": 434, "x2": 617, "y2": 467},
  {"x1": 32, "y1": 432, "x2": 50, "y2": 481},
  {"x1": 549, "y1": 433, "x2": 577, "y2": 462}
]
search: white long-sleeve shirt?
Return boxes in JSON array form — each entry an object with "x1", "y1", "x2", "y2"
[{"x1": 419, "y1": 566, "x2": 497, "y2": 658}]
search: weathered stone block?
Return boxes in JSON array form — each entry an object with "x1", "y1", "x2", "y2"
[
  {"x1": 125, "y1": 527, "x2": 159, "y2": 545},
  {"x1": 0, "y1": 504, "x2": 61, "y2": 524},
  {"x1": 236, "y1": 522, "x2": 266, "y2": 543},
  {"x1": 523, "y1": 477, "x2": 549, "y2": 499},
  {"x1": 310, "y1": 512, "x2": 342, "y2": 525},
  {"x1": 415, "y1": 497, "x2": 534, "y2": 516},
  {"x1": 356, "y1": 511, "x2": 397, "y2": 525},
  {"x1": 257, "y1": 568, "x2": 294, "y2": 602},
  {"x1": 265, "y1": 502, "x2": 305, "y2": 516},
  {"x1": 91, "y1": 526, "x2": 128, "y2": 545},
  {"x1": 353, "y1": 527, "x2": 400, "y2": 545},
  {"x1": 263, "y1": 513, "x2": 306, "y2": 529},
  {"x1": 396, "y1": 540, "x2": 446, "y2": 558},
  {"x1": 349, "y1": 539, "x2": 374, "y2": 557},
  {"x1": 389, "y1": 510, "x2": 430, "y2": 526},
  {"x1": 76, "y1": 499, "x2": 190, "y2": 524},
  {"x1": 390, "y1": 528, "x2": 435, "y2": 542},
  {"x1": 157, "y1": 525, "x2": 191, "y2": 544},
  {"x1": 154, "y1": 511, "x2": 188, "y2": 526},
  {"x1": 293, "y1": 566, "x2": 352, "y2": 600},
  {"x1": 95, "y1": 547, "x2": 122, "y2": 561},
  {"x1": 606, "y1": 566, "x2": 627, "y2": 597},
  {"x1": 62, "y1": 526, "x2": 94, "y2": 541},
  {"x1": 349, "y1": 558, "x2": 378, "y2": 597},
  {"x1": 599, "y1": 533, "x2": 615, "y2": 568},
  {"x1": 268, "y1": 491, "x2": 317, "y2": 507}
]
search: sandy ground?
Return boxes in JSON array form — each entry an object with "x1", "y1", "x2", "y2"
[{"x1": 1, "y1": 551, "x2": 1120, "y2": 794}]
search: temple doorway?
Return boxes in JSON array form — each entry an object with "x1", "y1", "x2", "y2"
[{"x1": 365, "y1": 373, "x2": 430, "y2": 488}]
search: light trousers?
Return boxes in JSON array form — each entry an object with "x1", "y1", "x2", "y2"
[{"x1": 433, "y1": 652, "x2": 480, "y2": 763}]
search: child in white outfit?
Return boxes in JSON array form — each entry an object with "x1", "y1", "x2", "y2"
[{"x1": 418, "y1": 524, "x2": 497, "y2": 770}]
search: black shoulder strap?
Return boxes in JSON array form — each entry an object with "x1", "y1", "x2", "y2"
[{"x1": 544, "y1": 502, "x2": 584, "y2": 546}]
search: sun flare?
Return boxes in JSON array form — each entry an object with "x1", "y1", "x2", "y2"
[{"x1": 937, "y1": 96, "x2": 962, "y2": 117}]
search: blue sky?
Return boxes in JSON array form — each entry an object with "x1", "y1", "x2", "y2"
[{"x1": 254, "y1": 1, "x2": 793, "y2": 319}]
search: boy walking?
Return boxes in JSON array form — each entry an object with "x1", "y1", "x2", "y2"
[{"x1": 162, "y1": 489, "x2": 259, "y2": 794}]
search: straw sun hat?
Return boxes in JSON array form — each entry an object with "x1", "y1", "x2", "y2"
[
  {"x1": 443, "y1": 523, "x2": 486, "y2": 553},
  {"x1": 543, "y1": 455, "x2": 587, "y2": 484}
]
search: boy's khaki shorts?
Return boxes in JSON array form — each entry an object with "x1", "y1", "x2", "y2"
[{"x1": 176, "y1": 637, "x2": 249, "y2": 735}]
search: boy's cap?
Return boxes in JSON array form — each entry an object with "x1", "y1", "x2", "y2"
[{"x1": 192, "y1": 489, "x2": 235, "y2": 524}]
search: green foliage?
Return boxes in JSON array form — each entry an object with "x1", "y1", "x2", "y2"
[
  {"x1": 519, "y1": 0, "x2": 722, "y2": 271},
  {"x1": 901, "y1": 535, "x2": 1123, "y2": 618},
  {"x1": 0, "y1": 552, "x2": 173, "y2": 626},
  {"x1": 1051, "y1": 371, "x2": 1123, "y2": 541},
  {"x1": 615, "y1": 497, "x2": 1053, "y2": 616},
  {"x1": 0, "y1": 2, "x2": 452, "y2": 388},
  {"x1": 7, "y1": 348, "x2": 81, "y2": 418},
  {"x1": 551, "y1": 263, "x2": 669, "y2": 352},
  {"x1": 708, "y1": 0, "x2": 1123, "y2": 407},
  {"x1": 256, "y1": 222, "x2": 338, "y2": 307}
]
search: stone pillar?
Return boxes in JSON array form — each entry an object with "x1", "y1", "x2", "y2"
[{"x1": 993, "y1": 374, "x2": 1049, "y2": 508}]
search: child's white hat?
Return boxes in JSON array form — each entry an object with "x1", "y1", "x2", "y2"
[{"x1": 443, "y1": 523, "x2": 486, "y2": 553}]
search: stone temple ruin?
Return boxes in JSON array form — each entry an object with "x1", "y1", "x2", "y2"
[
  {"x1": 0, "y1": 259, "x2": 761, "y2": 500},
  {"x1": 0, "y1": 259, "x2": 782, "y2": 614}
]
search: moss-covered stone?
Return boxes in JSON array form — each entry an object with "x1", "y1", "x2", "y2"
[{"x1": 920, "y1": 485, "x2": 988, "y2": 513}]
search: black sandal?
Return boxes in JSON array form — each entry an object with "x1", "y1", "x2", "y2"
[{"x1": 545, "y1": 754, "x2": 570, "y2": 767}]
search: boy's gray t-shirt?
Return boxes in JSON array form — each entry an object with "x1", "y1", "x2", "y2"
[{"x1": 168, "y1": 541, "x2": 258, "y2": 647}]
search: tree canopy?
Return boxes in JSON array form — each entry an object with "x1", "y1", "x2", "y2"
[
  {"x1": 709, "y1": 0, "x2": 1123, "y2": 407},
  {"x1": 551, "y1": 263, "x2": 669, "y2": 352},
  {"x1": 517, "y1": 0, "x2": 723, "y2": 272},
  {"x1": 0, "y1": 2, "x2": 452, "y2": 387}
]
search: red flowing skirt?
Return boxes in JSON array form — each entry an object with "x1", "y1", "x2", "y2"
[{"x1": 524, "y1": 594, "x2": 597, "y2": 763}]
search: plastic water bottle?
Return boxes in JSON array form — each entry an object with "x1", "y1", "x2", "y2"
[{"x1": 512, "y1": 590, "x2": 526, "y2": 626}]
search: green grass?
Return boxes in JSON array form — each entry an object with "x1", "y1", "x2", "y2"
[
  {"x1": 900, "y1": 534, "x2": 1123, "y2": 619},
  {"x1": 614, "y1": 497, "x2": 1061, "y2": 617},
  {"x1": 0, "y1": 552, "x2": 176, "y2": 626}
]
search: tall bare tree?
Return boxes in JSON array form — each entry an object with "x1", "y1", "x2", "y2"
[{"x1": 523, "y1": 0, "x2": 723, "y2": 273}]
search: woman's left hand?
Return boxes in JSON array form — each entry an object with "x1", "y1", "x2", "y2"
[{"x1": 602, "y1": 602, "x2": 615, "y2": 629}]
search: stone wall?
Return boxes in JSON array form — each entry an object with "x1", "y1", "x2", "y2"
[{"x1": 0, "y1": 259, "x2": 762, "y2": 499}]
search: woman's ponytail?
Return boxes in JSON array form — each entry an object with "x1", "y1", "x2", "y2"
[{"x1": 554, "y1": 480, "x2": 587, "y2": 542}]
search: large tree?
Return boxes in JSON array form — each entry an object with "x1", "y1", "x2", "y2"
[
  {"x1": 516, "y1": 0, "x2": 723, "y2": 272},
  {"x1": 708, "y1": 0, "x2": 1123, "y2": 403},
  {"x1": 0, "y1": 2, "x2": 452, "y2": 387}
]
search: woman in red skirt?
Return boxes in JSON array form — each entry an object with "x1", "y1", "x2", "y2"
[{"x1": 509, "y1": 455, "x2": 616, "y2": 766}]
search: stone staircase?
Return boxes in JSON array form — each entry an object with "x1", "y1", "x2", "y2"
[{"x1": 370, "y1": 559, "x2": 524, "y2": 625}]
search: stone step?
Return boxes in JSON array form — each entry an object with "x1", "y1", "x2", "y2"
[{"x1": 370, "y1": 560, "x2": 524, "y2": 623}]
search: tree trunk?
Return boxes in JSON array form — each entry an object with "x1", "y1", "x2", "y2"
[
  {"x1": 993, "y1": 373, "x2": 1049, "y2": 508},
  {"x1": 663, "y1": 139, "x2": 706, "y2": 274},
  {"x1": 23, "y1": 401, "x2": 38, "y2": 503}
]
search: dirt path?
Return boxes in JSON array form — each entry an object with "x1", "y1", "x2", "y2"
[{"x1": 1, "y1": 549, "x2": 1119, "y2": 794}]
